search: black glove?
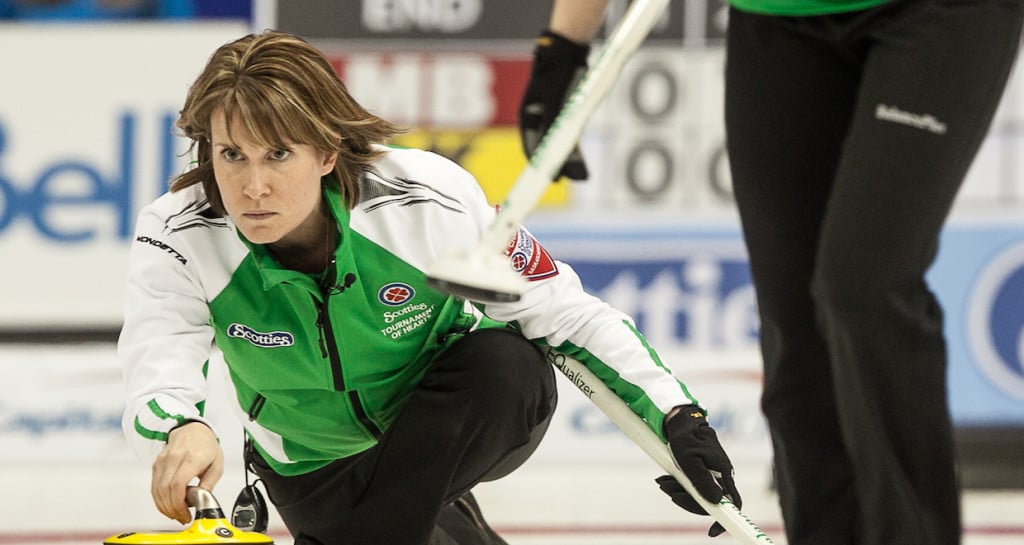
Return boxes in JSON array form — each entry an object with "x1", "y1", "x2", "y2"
[
  {"x1": 656, "y1": 405, "x2": 741, "y2": 538},
  {"x1": 518, "y1": 29, "x2": 590, "y2": 181}
]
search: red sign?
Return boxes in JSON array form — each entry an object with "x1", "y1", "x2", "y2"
[{"x1": 328, "y1": 53, "x2": 530, "y2": 128}]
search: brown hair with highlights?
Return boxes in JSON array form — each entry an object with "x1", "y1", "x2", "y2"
[{"x1": 171, "y1": 31, "x2": 401, "y2": 213}]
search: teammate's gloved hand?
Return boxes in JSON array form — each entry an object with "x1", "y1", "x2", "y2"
[
  {"x1": 656, "y1": 405, "x2": 741, "y2": 538},
  {"x1": 518, "y1": 29, "x2": 590, "y2": 181}
]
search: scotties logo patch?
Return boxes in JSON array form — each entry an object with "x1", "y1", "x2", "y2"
[{"x1": 227, "y1": 323, "x2": 295, "y2": 348}]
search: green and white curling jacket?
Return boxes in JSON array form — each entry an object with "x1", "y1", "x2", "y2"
[{"x1": 119, "y1": 145, "x2": 699, "y2": 476}]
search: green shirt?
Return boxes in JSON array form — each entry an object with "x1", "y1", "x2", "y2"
[
  {"x1": 730, "y1": 0, "x2": 892, "y2": 16},
  {"x1": 121, "y1": 146, "x2": 698, "y2": 476}
]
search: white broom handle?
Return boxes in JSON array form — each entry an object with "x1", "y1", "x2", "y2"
[
  {"x1": 478, "y1": 0, "x2": 671, "y2": 255},
  {"x1": 545, "y1": 349, "x2": 776, "y2": 544}
]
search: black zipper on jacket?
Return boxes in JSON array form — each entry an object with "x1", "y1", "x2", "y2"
[
  {"x1": 315, "y1": 260, "x2": 383, "y2": 440},
  {"x1": 247, "y1": 394, "x2": 266, "y2": 421},
  {"x1": 348, "y1": 390, "x2": 381, "y2": 440},
  {"x1": 313, "y1": 291, "x2": 346, "y2": 391}
]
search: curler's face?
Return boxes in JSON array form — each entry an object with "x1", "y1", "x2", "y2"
[{"x1": 211, "y1": 109, "x2": 337, "y2": 248}]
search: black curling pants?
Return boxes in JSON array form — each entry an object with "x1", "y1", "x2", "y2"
[
  {"x1": 253, "y1": 327, "x2": 557, "y2": 545},
  {"x1": 725, "y1": 1, "x2": 1024, "y2": 545}
]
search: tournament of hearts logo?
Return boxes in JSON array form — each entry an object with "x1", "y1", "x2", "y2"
[{"x1": 378, "y1": 282, "x2": 416, "y2": 306}]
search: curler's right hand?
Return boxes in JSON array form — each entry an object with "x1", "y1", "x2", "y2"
[
  {"x1": 151, "y1": 421, "x2": 224, "y2": 524},
  {"x1": 657, "y1": 405, "x2": 741, "y2": 537}
]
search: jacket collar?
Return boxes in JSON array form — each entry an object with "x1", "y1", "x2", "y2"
[{"x1": 237, "y1": 179, "x2": 351, "y2": 291}]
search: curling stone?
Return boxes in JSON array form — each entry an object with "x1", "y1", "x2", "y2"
[{"x1": 103, "y1": 486, "x2": 273, "y2": 544}]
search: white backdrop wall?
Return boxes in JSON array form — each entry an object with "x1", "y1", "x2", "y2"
[
  {"x1": 3, "y1": 27, "x2": 1024, "y2": 329},
  {"x1": 0, "y1": 23, "x2": 1022, "y2": 469},
  {"x1": 0, "y1": 23, "x2": 246, "y2": 328}
]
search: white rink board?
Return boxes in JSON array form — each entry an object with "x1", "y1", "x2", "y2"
[
  {"x1": 1, "y1": 345, "x2": 1020, "y2": 545},
  {"x1": 0, "y1": 342, "x2": 770, "y2": 466}
]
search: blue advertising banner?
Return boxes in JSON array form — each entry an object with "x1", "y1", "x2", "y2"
[
  {"x1": 930, "y1": 222, "x2": 1024, "y2": 424},
  {"x1": 530, "y1": 215, "x2": 1024, "y2": 429},
  {"x1": 527, "y1": 218, "x2": 767, "y2": 462},
  {"x1": 0, "y1": 23, "x2": 247, "y2": 328}
]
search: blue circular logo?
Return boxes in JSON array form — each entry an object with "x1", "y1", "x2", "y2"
[
  {"x1": 967, "y1": 241, "x2": 1024, "y2": 400},
  {"x1": 378, "y1": 282, "x2": 415, "y2": 306}
]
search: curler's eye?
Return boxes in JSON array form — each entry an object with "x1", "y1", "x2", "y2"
[
  {"x1": 269, "y1": 149, "x2": 292, "y2": 161},
  {"x1": 221, "y1": 148, "x2": 243, "y2": 162}
]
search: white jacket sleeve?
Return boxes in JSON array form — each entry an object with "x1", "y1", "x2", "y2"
[
  {"x1": 418, "y1": 163, "x2": 700, "y2": 440},
  {"x1": 118, "y1": 206, "x2": 217, "y2": 464},
  {"x1": 481, "y1": 225, "x2": 700, "y2": 441}
]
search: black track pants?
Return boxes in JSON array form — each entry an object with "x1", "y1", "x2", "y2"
[
  {"x1": 725, "y1": 1, "x2": 1024, "y2": 544},
  {"x1": 253, "y1": 327, "x2": 557, "y2": 545}
]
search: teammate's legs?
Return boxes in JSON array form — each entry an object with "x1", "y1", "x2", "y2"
[
  {"x1": 812, "y1": 2, "x2": 1024, "y2": 544},
  {"x1": 255, "y1": 327, "x2": 557, "y2": 545},
  {"x1": 725, "y1": 9, "x2": 862, "y2": 545}
]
